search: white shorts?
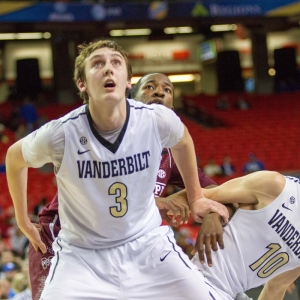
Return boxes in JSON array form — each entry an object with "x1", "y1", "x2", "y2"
[{"x1": 40, "y1": 226, "x2": 223, "y2": 300}]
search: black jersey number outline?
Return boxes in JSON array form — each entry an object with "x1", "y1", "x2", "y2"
[
  {"x1": 249, "y1": 243, "x2": 289, "y2": 278},
  {"x1": 109, "y1": 182, "x2": 128, "y2": 217}
]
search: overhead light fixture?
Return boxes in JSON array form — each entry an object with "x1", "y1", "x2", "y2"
[
  {"x1": 131, "y1": 74, "x2": 196, "y2": 85},
  {"x1": 164, "y1": 26, "x2": 193, "y2": 34},
  {"x1": 17, "y1": 32, "x2": 43, "y2": 39},
  {"x1": 268, "y1": 68, "x2": 276, "y2": 76},
  {"x1": 0, "y1": 33, "x2": 15, "y2": 40},
  {"x1": 210, "y1": 24, "x2": 237, "y2": 32},
  {"x1": 169, "y1": 74, "x2": 195, "y2": 82},
  {"x1": 110, "y1": 28, "x2": 152, "y2": 37},
  {"x1": 0, "y1": 32, "x2": 51, "y2": 40}
]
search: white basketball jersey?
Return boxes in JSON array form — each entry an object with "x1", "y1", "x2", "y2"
[
  {"x1": 193, "y1": 176, "x2": 300, "y2": 299},
  {"x1": 56, "y1": 99, "x2": 163, "y2": 248}
]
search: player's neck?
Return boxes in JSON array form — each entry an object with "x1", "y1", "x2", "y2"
[{"x1": 89, "y1": 100, "x2": 127, "y2": 132}]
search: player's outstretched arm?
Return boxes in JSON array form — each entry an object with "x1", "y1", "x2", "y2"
[
  {"x1": 170, "y1": 126, "x2": 229, "y2": 224},
  {"x1": 203, "y1": 171, "x2": 285, "y2": 207},
  {"x1": 6, "y1": 139, "x2": 46, "y2": 254},
  {"x1": 258, "y1": 266, "x2": 300, "y2": 300}
]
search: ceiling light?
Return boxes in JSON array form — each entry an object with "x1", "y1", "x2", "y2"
[
  {"x1": 43, "y1": 32, "x2": 52, "y2": 39},
  {"x1": 268, "y1": 68, "x2": 276, "y2": 76},
  {"x1": 0, "y1": 32, "x2": 51, "y2": 40},
  {"x1": 16, "y1": 32, "x2": 44, "y2": 39},
  {"x1": 210, "y1": 24, "x2": 237, "y2": 32},
  {"x1": 110, "y1": 28, "x2": 152, "y2": 37},
  {"x1": 164, "y1": 27, "x2": 193, "y2": 34},
  {"x1": 131, "y1": 74, "x2": 196, "y2": 85},
  {"x1": 0, "y1": 33, "x2": 16, "y2": 40},
  {"x1": 169, "y1": 74, "x2": 195, "y2": 82}
]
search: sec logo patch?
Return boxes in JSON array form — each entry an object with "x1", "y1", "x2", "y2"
[{"x1": 157, "y1": 169, "x2": 166, "y2": 178}]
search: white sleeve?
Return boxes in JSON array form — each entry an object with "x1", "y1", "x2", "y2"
[
  {"x1": 22, "y1": 119, "x2": 65, "y2": 168},
  {"x1": 153, "y1": 104, "x2": 184, "y2": 148}
]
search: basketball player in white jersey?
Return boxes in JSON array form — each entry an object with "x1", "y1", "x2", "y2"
[
  {"x1": 6, "y1": 40, "x2": 229, "y2": 299},
  {"x1": 185, "y1": 170, "x2": 300, "y2": 300}
]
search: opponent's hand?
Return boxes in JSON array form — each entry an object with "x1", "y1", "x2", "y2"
[
  {"x1": 156, "y1": 195, "x2": 190, "y2": 227},
  {"x1": 19, "y1": 220, "x2": 46, "y2": 253},
  {"x1": 159, "y1": 208, "x2": 178, "y2": 227},
  {"x1": 191, "y1": 213, "x2": 224, "y2": 267},
  {"x1": 190, "y1": 197, "x2": 229, "y2": 224}
]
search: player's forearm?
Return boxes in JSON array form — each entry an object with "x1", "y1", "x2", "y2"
[
  {"x1": 171, "y1": 127, "x2": 203, "y2": 203},
  {"x1": 258, "y1": 283, "x2": 286, "y2": 300},
  {"x1": 6, "y1": 141, "x2": 31, "y2": 227}
]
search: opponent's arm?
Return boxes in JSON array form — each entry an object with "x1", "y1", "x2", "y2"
[
  {"x1": 258, "y1": 267, "x2": 300, "y2": 300},
  {"x1": 171, "y1": 126, "x2": 229, "y2": 223},
  {"x1": 6, "y1": 139, "x2": 46, "y2": 253}
]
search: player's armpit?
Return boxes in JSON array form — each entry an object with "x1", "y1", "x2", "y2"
[{"x1": 258, "y1": 266, "x2": 300, "y2": 300}]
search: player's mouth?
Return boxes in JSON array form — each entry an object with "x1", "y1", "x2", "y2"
[
  {"x1": 104, "y1": 79, "x2": 116, "y2": 89},
  {"x1": 147, "y1": 99, "x2": 163, "y2": 105}
]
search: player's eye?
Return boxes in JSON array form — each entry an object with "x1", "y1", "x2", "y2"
[
  {"x1": 94, "y1": 61, "x2": 103, "y2": 67},
  {"x1": 145, "y1": 85, "x2": 154, "y2": 90},
  {"x1": 112, "y1": 60, "x2": 121, "y2": 66},
  {"x1": 165, "y1": 88, "x2": 172, "y2": 93}
]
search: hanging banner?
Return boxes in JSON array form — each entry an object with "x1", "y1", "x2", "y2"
[{"x1": 0, "y1": 1, "x2": 299, "y2": 22}]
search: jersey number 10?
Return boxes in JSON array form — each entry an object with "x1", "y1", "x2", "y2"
[{"x1": 249, "y1": 243, "x2": 289, "y2": 278}]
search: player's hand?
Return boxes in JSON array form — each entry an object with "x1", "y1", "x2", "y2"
[
  {"x1": 18, "y1": 219, "x2": 46, "y2": 253},
  {"x1": 191, "y1": 213, "x2": 224, "y2": 267},
  {"x1": 190, "y1": 197, "x2": 229, "y2": 225},
  {"x1": 156, "y1": 195, "x2": 190, "y2": 226}
]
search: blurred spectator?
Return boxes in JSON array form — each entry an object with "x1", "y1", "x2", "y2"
[
  {"x1": 216, "y1": 95, "x2": 230, "y2": 110},
  {"x1": 14, "y1": 124, "x2": 27, "y2": 141},
  {"x1": 0, "y1": 123, "x2": 9, "y2": 144},
  {"x1": 235, "y1": 97, "x2": 250, "y2": 110},
  {"x1": 8, "y1": 226, "x2": 28, "y2": 259},
  {"x1": 11, "y1": 262, "x2": 31, "y2": 300},
  {"x1": 0, "y1": 80, "x2": 10, "y2": 104},
  {"x1": 0, "y1": 262, "x2": 18, "y2": 298},
  {"x1": 0, "y1": 154, "x2": 5, "y2": 174},
  {"x1": 220, "y1": 155, "x2": 235, "y2": 176},
  {"x1": 19, "y1": 98, "x2": 38, "y2": 134},
  {"x1": 174, "y1": 227, "x2": 195, "y2": 259},
  {"x1": 203, "y1": 158, "x2": 222, "y2": 177},
  {"x1": 0, "y1": 278, "x2": 11, "y2": 299},
  {"x1": 242, "y1": 152, "x2": 265, "y2": 174},
  {"x1": 1, "y1": 250, "x2": 15, "y2": 268},
  {"x1": 33, "y1": 198, "x2": 47, "y2": 217}
]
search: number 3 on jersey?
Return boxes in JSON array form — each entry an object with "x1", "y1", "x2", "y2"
[
  {"x1": 249, "y1": 243, "x2": 289, "y2": 278},
  {"x1": 109, "y1": 182, "x2": 128, "y2": 217}
]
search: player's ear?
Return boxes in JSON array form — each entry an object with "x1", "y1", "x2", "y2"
[
  {"x1": 77, "y1": 79, "x2": 87, "y2": 92},
  {"x1": 126, "y1": 79, "x2": 132, "y2": 90}
]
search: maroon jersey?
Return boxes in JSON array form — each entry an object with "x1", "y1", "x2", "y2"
[
  {"x1": 29, "y1": 148, "x2": 216, "y2": 299},
  {"x1": 154, "y1": 148, "x2": 217, "y2": 196}
]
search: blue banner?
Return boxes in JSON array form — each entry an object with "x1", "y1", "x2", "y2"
[{"x1": 0, "y1": 1, "x2": 299, "y2": 22}]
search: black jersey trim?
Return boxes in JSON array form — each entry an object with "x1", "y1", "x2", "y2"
[
  {"x1": 61, "y1": 111, "x2": 87, "y2": 124},
  {"x1": 129, "y1": 103, "x2": 154, "y2": 110},
  {"x1": 86, "y1": 101, "x2": 130, "y2": 154}
]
